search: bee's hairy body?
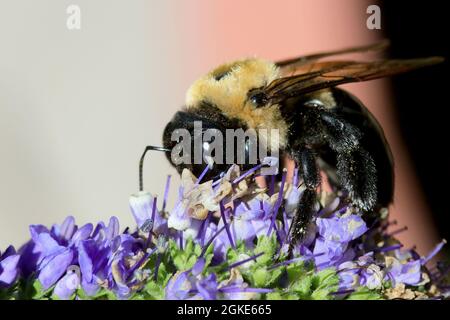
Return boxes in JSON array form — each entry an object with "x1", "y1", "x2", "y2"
[
  {"x1": 184, "y1": 58, "x2": 393, "y2": 207},
  {"x1": 162, "y1": 45, "x2": 442, "y2": 253}
]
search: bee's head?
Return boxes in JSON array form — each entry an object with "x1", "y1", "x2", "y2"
[
  {"x1": 161, "y1": 58, "x2": 287, "y2": 180},
  {"x1": 162, "y1": 104, "x2": 258, "y2": 180}
]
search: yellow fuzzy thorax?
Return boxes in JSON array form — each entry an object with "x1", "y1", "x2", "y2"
[{"x1": 185, "y1": 58, "x2": 289, "y2": 149}]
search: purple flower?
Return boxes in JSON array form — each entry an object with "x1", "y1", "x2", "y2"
[
  {"x1": 199, "y1": 196, "x2": 275, "y2": 263},
  {"x1": 165, "y1": 270, "x2": 193, "y2": 300},
  {"x1": 183, "y1": 218, "x2": 206, "y2": 240},
  {"x1": 129, "y1": 192, "x2": 167, "y2": 235},
  {"x1": 76, "y1": 216, "x2": 150, "y2": 299},
  {"x1": 360, "y1": 264, "x2": 384, "y2": 290},
  {"x1": 337, "y1": 253, "x2": 378, "y2": 290},
  {"x1": 91, "y1": 216, "x2": 120, "y2": 244},
  {"x1": 108, "y1": 234, "x2": 150, "y2": 298},
  {"x1": 78, "y1": 239, "x2": 110, "y2": 296},
  {"x1": 337, "y1": 261, "x2": 360, "y2": 290},
  {"x1": 28, "y1": 216, "x2": 94, "y2": 289},
  {"x1": 195, "y1": 273, "x2": 219, "y2": 300},
  {"x1": 3, "y1": 160, "x2": 445, "y2": 300},
  {"x1": 165, "y1": 257, "x2": 218, "y2": 300},
  {"x1": 38, "y1": 247, "x2": 74, "y2": 289},
  {"x1": 234, "y1": 197, "x2": 268, "y2": 220},
  {"x1": 229, "y1": 218, "x2": 256, "y2": 245},
  {"x1": 165, "y1": 258, "x2": 264, "y2": 300},
  {"x1": 226, "y1": 194, "x2": 276, "y2": 246},
  {"x1": 17, "y1": 215, "x2": 132, "y2": 295},
  {"x1": 310, "y1": 214, "x2": 368, "y2": 270},
  {"x1": 168, "y1": 200, "x2": 192, "y2": 231},
  {"x1": 54, "y1": 266, "x2": 81, "y2": 299},
  {"x1": 0, "y1": 246, "x2": 20, "y2": 288},
  {"x1": 201, "y1": 223, "x2": 227, "y2": 264},
  {"x1": 313, "y1": 237, "x2": 355, "y2": 269},
  {"x1": 165, "y1": 258, "x2": 208, "y2": 300},
  {"x1": 316, "y1": 214, "x2": 368, "y2": 243},
  {"x1": 385, "y1": 256, "x2": 422, "y2": 286}
]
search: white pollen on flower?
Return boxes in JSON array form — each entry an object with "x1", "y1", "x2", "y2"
[{"x1": 347, "y1": 219, "x2": 363, "y2": 233}]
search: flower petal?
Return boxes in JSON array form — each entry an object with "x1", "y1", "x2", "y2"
[
  {"x1": 54, "y1": 270, "x2": 80, "y2": 299},
  {"x1": 168, "y1": 201, "x2": 191, "y2": 231},
  {"x1": 0, "y1": 254, "x2": 20, "y2": 287},
  {"x1": 129, "y1": 191, "x2": 155, "y2": 229},
  {"x1": 106, "y1": 217, "x2": 120, "y2": 240},
  {"x1": 165, "y1": 271, "x2": 192, "y2": 300},
  {"x1": 317, "y1": 214, "x2": 367, "y2": 243},
  {"x1": 38, "y1": 249, "x2": 74, "y2": 289},
  {"x1": 70, "y1": 223, "x2": 93, "y2": 246},
  {"x1": 58, "y1": 216, "x2": 76, "y2": 241}
]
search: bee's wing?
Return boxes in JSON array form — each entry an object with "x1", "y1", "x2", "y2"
[
  {"x1": 266, "y1": 57, "x2": 444, "y2": 104},
  {"x1": 276, "y1": 40, "x2": 390, "y2": 76}
]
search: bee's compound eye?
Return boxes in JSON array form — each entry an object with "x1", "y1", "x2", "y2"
[{"x1": 249, "y1": 91, "x2": 268, "y2": 107}]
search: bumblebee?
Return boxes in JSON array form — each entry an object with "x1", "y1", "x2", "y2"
[{"x1": 146, "y1": 41, "x2": 443, "y2": 251}]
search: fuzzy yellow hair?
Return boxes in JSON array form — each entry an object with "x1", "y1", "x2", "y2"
[{"x1": 185, "y1": 58, "x2": 289, "y2": 150}]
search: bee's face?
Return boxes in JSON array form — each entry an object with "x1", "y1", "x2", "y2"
[
  {"x1": 160, "y1": 59, "x2": 286, "y2": 179},
  {"x1": 162, "y1": 107, "x2": 256, "y2": 180}
]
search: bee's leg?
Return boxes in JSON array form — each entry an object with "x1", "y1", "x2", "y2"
[
  {"x1": 318, "y1": 111, "x2": 361, "y2": 153},
  {"x1": 336, "y1": 147, "x2": 377, "y2": 211},
  {"x1": 288, "y1": 147, "x2": 320, "y2": 256},
  {"x1": 317, "y1": 110, "x2": 378, "y2": 211}
]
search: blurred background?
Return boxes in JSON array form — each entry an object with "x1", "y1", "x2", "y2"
[{"x1": 0, "y1": 0, "x2": 447, "y2": 256}]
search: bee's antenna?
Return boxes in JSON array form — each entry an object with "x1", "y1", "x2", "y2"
[{"x1": 139, "y1": 145, "x2": 171, "y2": 191}]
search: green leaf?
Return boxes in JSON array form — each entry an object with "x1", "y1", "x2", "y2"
[
  {"x1": 252, "y1": 268, "x2": 268, "y2": 287},
  {"x1": 311, "y1": 288, "x2": 334, "y2": 300},
  {"x1": 266, "y1": 292, "x2": 283, "y2": 300},
  {"x1": 194, "y1": 242, "x2": 202, "y2": 256},
  {"x1": 265, "y1": 268, "x2": 283, "y2": 287},
  {"x1": 30, "y1": 279, "x2": 53, "y2": 299},
  {"x1": 185, "y1": 238, "x2": 194, "y2": 255},
  {"x1": 154, "y1": 262, "x2": 171, "y2": 286},
  {"x1": 169, "y1": 237, "x2": 213, "y2": 272},
  {"x1": 77, "y1": 287, "x2": 114, "y2": 300},
  {"x1": 202, "y1": 243, "x2": 214, "y2": 269},
  {"x1": 253, "y1": 235, "x2": 278, "y2": 266},
  {"x1": 0, "y1": 287, "x2": 16, "y2": 300},
  {"x1": 309, "y1": 268, "x2": 339, "y2": 300},
  {"x1": 346, "y1": 288, "x2": 383, "y2": 300},
  {"x1": 266, "y1": 290, "x2": 299, "y2": 300},
  {"x1": 143, "y1": 280, "x2": 164, "y2": 300},
  {"x1": 292, "y1": 275, "x2": 312, "y2": 297},
  {"x1": 286, "y1": 261, "x2": 306, "y2": 283},
  {"x1": 312, "y1": 268, "x2": 338, "y2": 289}
]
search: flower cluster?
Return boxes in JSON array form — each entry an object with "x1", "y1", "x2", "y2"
[
  {"x1": 0, "y1": 163, "x2": 448, "y2": 300},
  {"x1": 9, "y1": 215, "x2": 153, "y2": 299}
]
